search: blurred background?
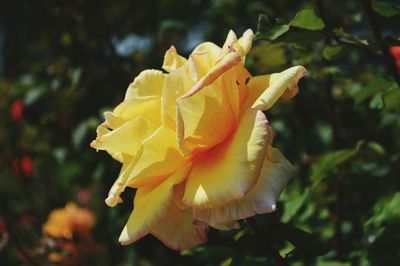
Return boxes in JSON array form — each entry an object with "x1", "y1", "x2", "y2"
[{"x1": 0, "y1": 0, "x2": 399, "y2": 265}]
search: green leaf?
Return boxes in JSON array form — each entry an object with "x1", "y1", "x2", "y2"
[
  {"x1": 257, "y1": 14, "x2": 273, "y2": 33},
  {"x1": 316, "y1": 260, "x2": 351, "y2": 266},
  {"x1": 322, "y1": 45, "x2": 342, "y2": 60},
  {"x1": 24, "y1": 86, "x2": 45, "y2": 106},
  {"x1": 372, "y1": 0, "x2": 400, "y2": 17},
  {"x1": 349, "y1": 76, "x2": 397, "y2": 104},
  {"x1": 282, "y1": 189, "x2": 310, "y2": 222},
  {"x1": 334, "y1": 28, "x2": 369, "y2": 46},
  {"x1": 256, "y1": 14, "x2": 289, "y2": 41},
  {"x1": 290, "y1": 8, "x2": 325, "y2": 30},
  {"x1": 310, "y1": 141, "x2": 364, "y2": 188},
  {"x1": 255, "y1": 24, "x2": 290, "y2": 41},
  {"x1": 270, "y1": 223, "x2": 329, "y2": 259},
  {"x1": 369, "y1": 92, "x2": 385, "y2": 109}
]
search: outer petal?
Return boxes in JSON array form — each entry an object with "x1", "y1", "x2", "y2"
[
  {"x1": 114, "y1": 98, "x2": 161, "y2": 126},
  {"x1": 249, "y1": 66, "x2": 306, "y2": 111},
  {"x1": 237, "y1": 29, "x2": 254, "y2": 56},
  {"x1": 90, "y1": 117, "x2": 156, "y2": 156},
  {"x1": 193, "y1": 146, "x2": 293, "y2": 225},
  {"x1": 183, "y1": 108, "x2": 270, "y2": 207},
  {"x1": 162, "y1": 46, "x2": 187, "y2": 73},
  {"x1": 119, "y1": 166, "x2": 190, "y2": 245},
  {"x1": 221, "y1": 29, "x2": 254, "y2": 61},
  {"x1": 105, "y1": 159, "x2": 133, "y2": 207},
  {"x1": 161, "y1": 61, "x2": 196, "y2": 130},
  {"x1": 190, "y1": 42, "x2": 222, "y2": 78},
  {"x1": 150, "y1": 205, "x2": 209, "y2": 250},
  {"x1": 125, "y1": 126, "x2": 188, "y2": 187},
  {"x1": 124, "y1": 69, "x2": 164, "y2": 101}
]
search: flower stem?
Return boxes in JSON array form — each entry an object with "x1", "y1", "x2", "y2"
[
  {"x1": 360, "y1": 0, "x2": 400, "y2": 87},
  {"x1": 246, "y1": 218, "x2": 288, "y2": 266}
]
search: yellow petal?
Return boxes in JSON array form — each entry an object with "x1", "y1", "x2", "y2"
[
  {"x1": 176, "y1": 52, "x2": 242, "y2": 152},
  {"x1": 190, "y1": 42, "x2": 221, "y2": 78},
  {"x1": 103, "y1": 111, "x2": 125, "y2": 129},
  {"x1": 162, "y1": 46, "x2": 187, "y2": 73},
  {"x1": 114, "y1": 98, "x2": 161, "y2": 126},
  {"x1": 90, "y1": 116, "x2": 157, "y2": 156},
  {"x1": 221, "y1": 30, "x2": 238, "y2": 55},
  {"x1": 119, "y1": 166, "x2": 190, "y2": 245},
  {"x1": 125, "y1": 126, "x2": 188, "y2": 187},
  {"x1": 193, "y1": 146, "x2": 293, "y2": 225},
  {"x1": 150, "y1": 205, "x2": 209, "y2": 250},
  {"x1": 221, "y1": 29, "x2": 254, "y2": 60},
  {"x1": 161, "y1": 62, "x2": 196, "y2": 129},
  {"x1": 105, "y1": 160, "x2": 132, "y2": 207},
  {"x1": 124, "y1": 69, "x2": 165, "y2": 101},
  {"x1": 251, "y1": 66, "x2": 306, "y2": 111},
  {"x1": 183, "y1": 108, "x2": 270, "y2": 207},
  {"x1": 237, "y1": 29, "x2": 254, "y2": 56},
  {"x1": 91, "y1": 125, "x2": 124, "y2": 162}
]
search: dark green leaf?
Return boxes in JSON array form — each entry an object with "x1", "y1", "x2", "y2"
[
  {"x1": 372, "y1": 0, "x2": 400, "y2": 17},
  {"x1": 255, "y1": 24, "x2": 290, "y2": 41},
  {"x1": 322, "y1": 45, "x2": 343, "y2": 60},
  {"x1": 290, "y1": 9, "x2": 325, "y2": 30}
]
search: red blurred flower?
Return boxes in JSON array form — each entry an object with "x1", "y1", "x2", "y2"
[
  {"x1": 11, "y1": 99, "x2": 24, "y2": 121},
  {"x1": 20, "y1": 155, "x2": 34, "y2": 176},
  {"x1": 390, "y1": 46, "x2": 400, "y2": 70},
  {"x1": 0, "y1": 218, "x2": 9, "y2": 251},
  {"x1": 0, "y1": 218, "x2": 7, "y2": 234},
  {"x1": 77, "y1": 189, "x2": 92, "y2": 205}
]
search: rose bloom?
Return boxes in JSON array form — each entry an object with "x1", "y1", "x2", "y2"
[
  {"x1": 42, "y1": 203, "x2": 95, "y2": 239},
  {"x1": 91, "y1": 29, "x2": 306, "y2": 250}
]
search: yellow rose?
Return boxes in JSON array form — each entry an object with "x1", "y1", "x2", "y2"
[{"x1": 91, "y1": 29, "x2": 306, "y2": 250}]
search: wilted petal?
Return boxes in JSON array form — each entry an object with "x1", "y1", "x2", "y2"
[
  {"x1": 183, "y1": 109, "x2": 270, "y2": 207},
  {"x1": 193, "y1": 146, "x2": 293, "y2": 225}
]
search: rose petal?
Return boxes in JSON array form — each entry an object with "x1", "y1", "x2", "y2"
[
  {"x1": 125, "y1": 126, "x2": 188, "y2": 187},
  {"x1": 119, "y1": 166, "x2": 190, "y2": 245},
  {"x1": 193, "y1": 146, "x2": 293, "y2": 225},
  {"x1": 183, "y1": 108, "x2": 270, "y2": 207},
  {"x1": 162, "y1": 46, "x2": 187, "y2": 73},
  {"x1": 249, "y1": 66, "x2": 306, "y2": 111},
  {"x1": 91, "y1": 116, "x2": 156, "y2": 156}
]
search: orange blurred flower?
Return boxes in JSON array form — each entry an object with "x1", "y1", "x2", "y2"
[{"x1": 42, "y1": 203, "x2": 95, "y2": 239}]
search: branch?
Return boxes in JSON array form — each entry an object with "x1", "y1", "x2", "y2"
[
  {"x1": 360, "y1": 0, "x2": 400, "y2": 86},
  {"x1": 246, "y1": 218, "x2": 288, "y2": 266}
]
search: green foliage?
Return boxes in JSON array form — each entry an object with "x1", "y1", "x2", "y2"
[{"x1": 290, "y1": 8, "x2": 325, "y2": 30}]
